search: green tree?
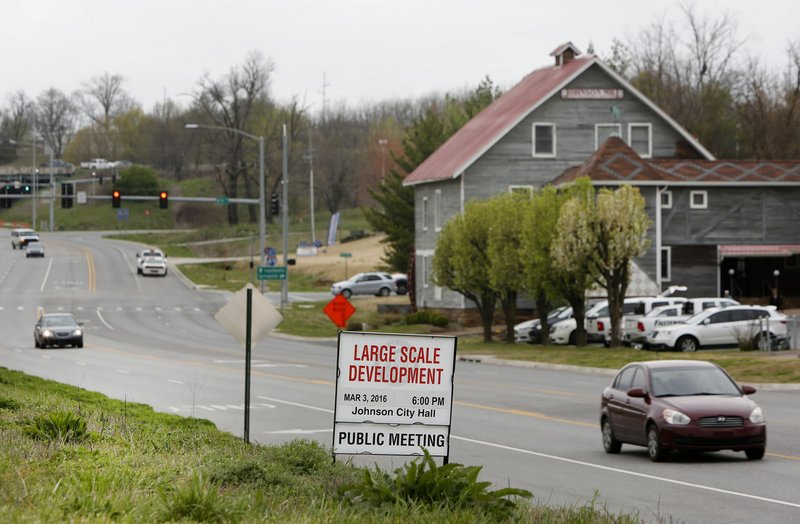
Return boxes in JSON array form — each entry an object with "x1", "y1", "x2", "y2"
[
  {"x1": 487, "y1": 192, "x2": 527, "y2": 343},
  {"x1": 433, "y1": 199, "x2": 497, "y2": 342},
  {"x1": 552, "y1": 184, "x2": 651, "y2": 347},
  {"x1": 113, "y1": 165, "x2": 161, "y2": 196},
  {"x1": 365, "y1": 78, "x2": 501, "y2": 274}
]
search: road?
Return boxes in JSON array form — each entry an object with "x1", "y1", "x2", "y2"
[{"x1": 2, "y1": 230, "x2": 800, "y2": 523}]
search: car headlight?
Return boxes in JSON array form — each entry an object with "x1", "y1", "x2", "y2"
[
  {"x1": 662, "y1": 408, "x2": 691, "y2": 425},
  {"x1": 74, "y1": 329, "x2": 82, "y2": 336},
  {"x1": 42, "y1": 330, "x2": 53, "y2": 337},
  {"x1": 749, "y1": 406, "x2": 765, "y2": 424}
]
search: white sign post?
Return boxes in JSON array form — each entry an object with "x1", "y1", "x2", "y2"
[{"x1": 333, "y1": 331, "x2": 457, "y2": 461}]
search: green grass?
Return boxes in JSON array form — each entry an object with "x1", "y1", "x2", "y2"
[
  {"x1": 456, "y1": 340, "x2": 800, "y2": 383},
  {"x1": 0, "y1": 367, "x2": 643, "y2": 523}
]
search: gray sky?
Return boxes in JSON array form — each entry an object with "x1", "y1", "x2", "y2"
[{"x1": 3, "y1": 0, "x2": 798, "y2": 114}]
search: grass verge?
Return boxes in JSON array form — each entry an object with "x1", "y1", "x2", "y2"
[{"x1": 0, "y1": 367, "x2": 643, "y2": 523}]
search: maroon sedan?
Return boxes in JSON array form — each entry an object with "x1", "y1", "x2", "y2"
[{"x1": 600, "y1": 360, "x2": 766, "y2": 461}]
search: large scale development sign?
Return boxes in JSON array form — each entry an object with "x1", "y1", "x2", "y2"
[{"x1": 333, "y1": 331, "x2": 456, "y2": 458}]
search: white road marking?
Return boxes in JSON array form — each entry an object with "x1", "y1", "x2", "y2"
[
  {"x1": 96, "y1": 310, "x2": 114, "y2": 330},
  {"x1": 174, "y1": 307, "x2": 181, "y2": 311},
  {"x1": 196, "y1": 405, "x2": 214, "y2": 411},
  {"x1": 257, "y1": 396, "x2": 333, "y2": 414},
  {"x1": 193, "y1": 308, "x2": 201, "y2": 312},
  {"x1": 166, "y1": 379, "x2": 184, "y2": 385},
  {"x1": 117, "y1": 307, "x2": 123, "y2": 311},
  {"x1": 225, "y1": 404, "x2": 244, "y2": 410},
  {"x1": 13, "y1": 348, "x2": 21, "y2": 353},
  {"x1": 210, "y1": 405, "x2": 229, "y2": 411},
  {"x1": 40, "y1": 258, "x2": 54, "y2": 292},
  {"x1": 57, "y1": 306, "x2": 64, "y2": 311},
  {"x1": 136, "y1": 307, "x2": 142, "y2": 312},
  {"x1": 155, "y1": 307, "x2": 162, "y2": 312},
  {"x1": 17, "y1": 306, "x2": 23, "y2": 311},
  {"x1": 452, "y1": 435, "x2": 800, "y2": 510},
  {"x1": 76, "y1": 362, "x2": 87, "y2": 366},
  {"x1": 77, "y1": 306, "x2": 84, "y2": 311},
  {"x1": 115, "y1": 369, "x2": 130, "y2": 374},
  {"x1": 40, "y1": 355, "x2": 51, "y2": 360},
  {"x1": 252, "y1": 363, "x2": 308, "y2": 368}
]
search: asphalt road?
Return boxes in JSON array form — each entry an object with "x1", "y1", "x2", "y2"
[{"x1": 2, "y1": 230, "x2": 800, "y2": 523}]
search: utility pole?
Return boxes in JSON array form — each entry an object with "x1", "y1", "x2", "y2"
[
  {"x1": 320, "y1": 72, "x2": 330, "y2": 124},
  {"x1": 281, "y1": 124, "x2": 289, "y2": 308},
  {"x1": 304, "y1": 128, "x2": 316, "y2": 244}
]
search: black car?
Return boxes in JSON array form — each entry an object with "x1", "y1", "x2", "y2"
[{"x1": 34, "y1": 313, "x2": 84, "y2": 349}]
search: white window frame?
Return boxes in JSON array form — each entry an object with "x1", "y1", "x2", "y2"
[
  {"x1": 531, "y1": 122, "x2": 556, "y2": 158},
  {"x1": 660, "y1": 190, "x2": 672, "y2": 209},
  {"x1": 628, "y1": 123, "x2": 652, "y2": 158},
  {"x1": 690, "y1": 190, "x2": 708, "y2": 209},
  {"x1": 422, "y1": 197, "x2": 429, "y2": 231},
  {"x1": 595, "y1": 123, "x2": 622, "y2": 150},
  {"x1": 509, "y1": 185, "x2": 534, "y2": 198},
  {"x1": 422, "y1": 255, "x2": 430, "y2": 288},
  {"x1": 660, "y1": 246, "x2": 672, "y2": 282},
  {"x1": 434, "y1": 189, "x2": 442, "y2": 231}
]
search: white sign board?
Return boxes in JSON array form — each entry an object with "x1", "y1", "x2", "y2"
[
  {"x1": 77, "y1": 191, "x2": 87, "y2": 204},
  {"x1": 215, "y1": 283, "x2": 282, "y2": 347},
  {"x1": 333, "y1": 331, "x2": 456, "y2": 457}
]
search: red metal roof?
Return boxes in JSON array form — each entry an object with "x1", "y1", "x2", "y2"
[
  {"x1": 719, "y1": 245, "x2": 800, "y2": 257},
  {"x1": 403, "y1": 56, "x2": 595, "y2": 186},
  {"x1": 552, "y1": 137, "x2": 800, "y2": 186}
]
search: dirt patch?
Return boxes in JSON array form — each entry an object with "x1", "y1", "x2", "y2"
[{"x1": 292, "y1": 235, "x2": 391, "y2": 282}]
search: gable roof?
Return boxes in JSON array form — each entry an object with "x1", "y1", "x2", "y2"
[
  {"x1": 552, "y1": 136, "x2": 800, "y2": 186},
  {"x1": 404, "y1": 53, "x2": 715, "y2": 187}
]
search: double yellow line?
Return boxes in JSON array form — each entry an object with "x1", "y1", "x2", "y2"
[{"x1": 85, "y1": 250, "x2": 96, "y2": 293}]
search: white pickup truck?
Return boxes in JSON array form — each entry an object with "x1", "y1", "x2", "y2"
[{"x1": 80, "y1": 158, "x2": 114, "y2": 169}]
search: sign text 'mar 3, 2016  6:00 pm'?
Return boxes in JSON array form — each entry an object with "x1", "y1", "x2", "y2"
[{"x1": 333, "y1": 332, "x2": 456, "y2": 458}]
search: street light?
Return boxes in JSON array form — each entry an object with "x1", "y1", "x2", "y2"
[
  {"x1": 773, "y1": 269, "x2": 780, "y2": 292},
  {"x1": 184, "y1": 123, "x2": 266, "y2": 292},
  {"x1": 10, "y1": 138, "x2": 46, "y2": 228}
]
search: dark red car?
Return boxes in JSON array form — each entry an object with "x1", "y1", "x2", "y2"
[{"x1": 600, "y1": 360, "x2": 766, "y2": 461}]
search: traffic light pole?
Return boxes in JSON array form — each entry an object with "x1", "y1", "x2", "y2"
[{"x1": 281, "y1": 124, "x2": 289, "y2": 308}]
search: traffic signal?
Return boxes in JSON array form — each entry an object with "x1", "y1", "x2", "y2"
[
  {"x1": 112, "y1": 190, "x2": 121, "y2": 208},
  {"x1": 270, "y1": 192, "x2": 279, "y2": 216},
  {"x1": 159, "y1": 191, "x2": 168, "y2": 209},
  {"x1": 23, "y1": 185, "x2": 31, "y2": 193},
  {"x1": 61, "y1": 183, "x2": 74, "y2": 209}
]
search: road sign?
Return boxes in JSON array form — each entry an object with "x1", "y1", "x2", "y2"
[
  {"x1": 257, "y1": 265, "x2": 287, "y2": 280},
  {"x1": 215, "y1": 195, "x2": 229, "y2": 205},
  {"x1": 323, "y1": 294, "x2": 356, "y2": 328},
  {"x1": 340, "y1": 252, "x2": 352, "y2": 258},
  {"x1": 117, "y1": 208, "x2": 129, "y2": 220}
]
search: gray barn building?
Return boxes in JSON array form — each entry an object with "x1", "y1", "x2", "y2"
[{"x1": 404, "y1": 43, "x2": 800, "y2": 312}]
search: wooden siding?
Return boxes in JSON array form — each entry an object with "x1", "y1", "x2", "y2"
[{"x1": 668, "y1": 245, "x2": 719, "y2": 296}]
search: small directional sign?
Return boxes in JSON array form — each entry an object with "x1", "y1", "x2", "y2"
[
  {"x1": 257, "y1": 266, "x2": 287, "y2": 281},
  {"x1": 340, "y1": 252, "x2": 352, "y2": 258},
  {"x1": 215, "y1": 195, "x2": 229, "y2": 205}
]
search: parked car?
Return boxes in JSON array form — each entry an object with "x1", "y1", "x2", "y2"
[
  {"x1": 25, "y1": 241, "x2": 45, "y2": 258},
  {"x1": 39, "y1": 159, "x2": 74, "y2": 170},
  {"x1": 136, "y1": 248, "x2": 165, "y2": 274},
  {"x1": 80, "y1": 158, "x2": 113, "y2": 169},
  {"x1": 34, "y1": 313, "x2": 84, "y2": 349},
  {"x1": 140, "y1": 256, "x2": 167, "y2": 277},
  {"x1": 549, "y1": 301, "x2": 608, "y2": 345},
  {"x1": 609, "y1": 296, "x2": 687, "y2": 346},
  {"x1": 113, "y1": 160, "x2": 133, "y2": 168},
  {"x1": 587, "y1": 297, "x2": 659, "y2": 345},
  {"x1": 10, "y1": 228, "x2": 36, "y2": 249},
  {"x1": 515, "y1": 306, "x2": 572, "y2": 344},
  {"x1": 646, "y1": 305, "x2": 787, "y2": 352},
  {"x1": 600, "y1": 360, "x2": 766, "y2": 461},
  {"x1": 330, "y1": 272, "x2": 396, "y2": 298},
  {"x1": 624, "y1": 297, "x2": 740, "y2": 347}
]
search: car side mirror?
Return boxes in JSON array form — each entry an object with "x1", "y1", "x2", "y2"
[
  {"x1": 135, "y1": 253, "x2": 140, "y2": 258},
  {"x1": 627, "y1": 387, "x2": 648, "y2": 398},
  {"x1": 740, "y1": 384, "x2": 757, "y2": 395},
  {"x1": 702, "y1": 318, "x2": 710, "y2": 325}
]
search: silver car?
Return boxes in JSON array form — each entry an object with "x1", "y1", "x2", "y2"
[
  {"x1": 330, "y1": 272, "x2": 397, "y2": 298},
  {"x1": 25, "y1": 241, "x2": 45, "y2": 258}
]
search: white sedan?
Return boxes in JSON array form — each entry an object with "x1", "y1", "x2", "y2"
[
  {"x1": 646, "y1": 305, "x2": 787, "y2": 352},
  {"x1": 140, "y1": 256, "x2": 168, "y2": 277}
]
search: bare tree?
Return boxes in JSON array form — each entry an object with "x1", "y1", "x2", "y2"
[
  {"x1": 79, "y1": 72, "x2": 137, "y2": 158},
  {"x1": 1, "y1": 90, "x2": 33, "y2": 143},
  {"x1": 193, "y1": 51, "x2": 274, "y2": 225},
  {"x1": 32, "y1": 88, "x2": 78, "y2": 159}
]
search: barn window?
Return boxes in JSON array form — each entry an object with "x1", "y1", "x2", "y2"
[
  {"x1": 690, "y1": 191, "x2": 708, "y2": 209},
  {"x1": 532, "y1": 123, "x2": 556, "y2": 157},
  {"x1": 629, "y1": 123, "x2": 652, "y2": 158}
]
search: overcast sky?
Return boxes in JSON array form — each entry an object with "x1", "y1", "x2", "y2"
[{"x1": 2, "y1": 0, "x2": 798, "y2": 114}]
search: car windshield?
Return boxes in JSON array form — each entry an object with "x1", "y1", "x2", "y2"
[
  {"x1": 144, "y1": 257, "x2": 163, "y2": 263},
  {"x1": 42, "y1": 316, "x2": 78, "y2": 328},
  {"x1": 650, "y1": 367, "x2": 741, "y2": 397}
]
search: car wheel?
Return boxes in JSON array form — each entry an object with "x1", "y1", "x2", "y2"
[
  {"x1": 745, "y1": 447, "x2": 765, "y2": 460},
  {"x1": 34, "y1": 338, "x2": 40, "y2": 349},
  {"x1": 342, "y1": 289, "x2": 352, "y2": 299},
  {"x1": 378, "y1": 287, "x2": 390, "y2": 297},
  {"x1": 676, "y1": 336, "x2": 699, "y2": 352},
  {"x1": 396, "y1": 284, "x2": 408, "y2": 295},
  {"x1": 568, "y1": 331, "x2": 576, "y2": 345},
  {"x1": 752, "y1": 332, "x2": 774, "y2": 350},
  {"x1": 647, "y1": 424, "x2": 666, "y2": 462},
  {"x1": 77, "y1": 340, "x2": 83, "y2": 348},
  {"x1": 601, "y1": 418, "x2": 622, "y2": 454}
]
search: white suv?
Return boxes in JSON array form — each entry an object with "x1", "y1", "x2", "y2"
[
  {"x1": 136, "y1": 248, "x2": 165, "y2": 274},
  {"x1": 647, "y1": 305, "x2": 787, "y2": 352}
]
